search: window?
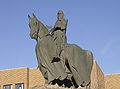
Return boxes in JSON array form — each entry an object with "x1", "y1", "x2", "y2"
[
  {"x1": 3, "y1": 85, "x2": 12, "y2": 89},
  {"x1": 15, "y1": 83, "x2": 24, "y2": 89}
]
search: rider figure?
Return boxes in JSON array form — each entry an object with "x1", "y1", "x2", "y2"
[{"x1": 51, "y1": 10, "x2": 67, "y2": 59}]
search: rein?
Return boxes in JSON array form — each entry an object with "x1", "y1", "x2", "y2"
[
  {"x1": 36, "y1": 20, "x2": 51, "y2": 40},
  {"x1": 39, "y1": 33, "x2": 51, "y2": 39}
]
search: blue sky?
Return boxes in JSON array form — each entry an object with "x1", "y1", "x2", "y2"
[{"x1": 0, "y1": 0, "x2": 120, "y2": 74}]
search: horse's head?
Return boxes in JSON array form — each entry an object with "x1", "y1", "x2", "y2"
[
  {"x1": 28, "y1": 13, "x2": 49, "y2": 41},
  {"x1": 28, "y1": 14, "x2": 39, "y2": 40}
]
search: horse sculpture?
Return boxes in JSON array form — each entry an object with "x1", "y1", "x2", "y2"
[{"x1": 28, "y1": 14, "x2": 93, "y2": 89}]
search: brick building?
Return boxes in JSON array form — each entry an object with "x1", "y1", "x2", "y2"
[
  {"x1": 0, "y1": 61, "x2": 119, "y2": 89},
  {"x1": 0, "y1": 68, "x2": 44, "y2": 89}
]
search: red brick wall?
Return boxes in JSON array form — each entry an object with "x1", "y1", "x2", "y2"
[
  {"x1": 105, "y1": 74, "x2": 120, "y2": 89},
  {"x1": 0, "y1": 68, "x2": 29, "y2": 89},
  {"x1": 29, "y1": 68, "x2": 44, "y2": 89}
]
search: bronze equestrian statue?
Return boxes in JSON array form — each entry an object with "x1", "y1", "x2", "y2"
[{"x1": 28, "y1": 10, "x2": 93, "y2": 89}]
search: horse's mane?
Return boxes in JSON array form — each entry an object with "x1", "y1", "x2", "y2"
[{"x1": 37, "y1": 19, "x2": 50, "y2": 39}]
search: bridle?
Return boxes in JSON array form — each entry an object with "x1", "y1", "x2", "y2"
[{"x1": 35, "y1": 19, "x2": 51, "y2": 40}]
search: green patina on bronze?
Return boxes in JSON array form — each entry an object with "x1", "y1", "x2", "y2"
[{"x1": 28, "y1": 10, "x2": 93, "y2": 89}]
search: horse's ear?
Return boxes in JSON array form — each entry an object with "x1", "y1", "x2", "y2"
[
  {"x1": 28, "y1": 15, "x2": 30, "y2": 19},
  {"x1": 33, "y1": 13, "x2": 36, "y2": 18}
]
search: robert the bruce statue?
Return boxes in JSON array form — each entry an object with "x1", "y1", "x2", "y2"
[
  {"x1": 51, "y1": 10, "x2": 67, "y2": 59},
  {"x1": 28, "y1": 10, "x2": 93, "y2": 89}
]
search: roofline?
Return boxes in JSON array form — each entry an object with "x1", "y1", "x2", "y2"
[
  {"x1": 0, "y1": 67, "x2": 37, "y2": 71},
  {"x1": 105, "y1": 73, "x2": 120, "y2": 76}
]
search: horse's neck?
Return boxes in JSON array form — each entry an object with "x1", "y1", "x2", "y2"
[{"x1": 37, "y1": 21, "x2": 50, "y2": 40}]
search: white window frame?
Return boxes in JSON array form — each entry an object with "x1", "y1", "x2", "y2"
[
  {"x1": 3, "y1": 84, "x2": 12, "y2": 89},
  {"x1": 15, "y1": 83, "x2": 24, "y2": 89}
]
